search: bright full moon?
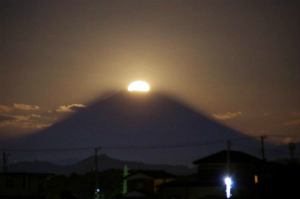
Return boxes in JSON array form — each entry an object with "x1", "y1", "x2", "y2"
[{"x1": 128, "y1": 81, "x2": 150, "y2": 92}]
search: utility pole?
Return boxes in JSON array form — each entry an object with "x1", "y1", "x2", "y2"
[
  {"x1": 95, "y1": 148, "x2": 98, "y2": 187},
  {"x1": 94, "y1": 148, "x2": 100, "y2": 199},
  {"x1": 227, "y1": 141, "x2": 231, "y2": 174},
  {"x1": 3, "y1": 152, "x2": 6, "y2": 173},
  {"x1": 288, "y1": 143, "x2": 296, "y2": 163},
  {"x1": 261, "y1": 136, "x2": 267, "y2": 161},
  {"x1": 95, "y1": 148, "x2": 98, "y2": 173}
]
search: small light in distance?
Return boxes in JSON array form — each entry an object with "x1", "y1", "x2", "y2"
[
  {"x1": 128, "y1": 81, "x2": 150, "y2": 92},
  {"x1": 224, "y1": 177, "x2": 232, "y2": 198}
]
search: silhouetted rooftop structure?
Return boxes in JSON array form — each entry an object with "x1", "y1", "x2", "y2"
[
  {"x1": 126, "y1": 170, "x2": 176, "y2": 179},
  {"x1": 193, "y1": 150, "x2": 263, "y2": 165}
]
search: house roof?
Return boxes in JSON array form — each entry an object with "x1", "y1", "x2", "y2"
[
  {"x1": 193, "y1": 150, "x2": 263, "y2": 165},
  {"x1": 125, "y1": 170, "x2": 176, "y2": 179}
]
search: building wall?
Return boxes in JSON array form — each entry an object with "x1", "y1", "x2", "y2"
[
  {"x1": 197, "y1": 163, "x2": 258, "y2": 186},
  {"x1": 153, "y1": 179, "x2": 173, "y2": 193},
  {"x1": 127, "y1": 179, "x2": 154, "y2": 193},
  {"x1": 127, "y1": 176, "x2": 174, "y2": 194},
  {"x1": 197, "y1": 164, "x2": 227, "y2": 182}
]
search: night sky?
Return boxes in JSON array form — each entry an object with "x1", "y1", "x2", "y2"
[{"x1": 1, "y1": 0, "x2": 300, "y2": 145}]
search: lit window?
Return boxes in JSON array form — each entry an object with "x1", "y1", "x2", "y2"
[{"x1": 254, "y1": 175, "x2": 258, "y2": 183}]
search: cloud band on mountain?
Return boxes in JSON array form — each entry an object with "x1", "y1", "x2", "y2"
[
  {"x1": 0, "y1": 105, "x2": 13, "y2": 113},
  {"x1": 0, "y1": 113, "x2": 51, "y2": 129},
  {"x1": 56, "y1": 104, "x2": 86, "y2": 112},
  {"x1": 213, "y1": 111, "x2": 242, "y2": 120},
  {"x1": 13, "y1": 104, "x2": 40, "y2": 110},
  {"x1": 0, "y1": 114, "x2": 16, "y2": 122},
  {"x1": 284, "y1": 119, "x2": 300, "y2": 126}
]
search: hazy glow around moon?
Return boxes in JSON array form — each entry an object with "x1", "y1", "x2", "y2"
[{"x1": 128, "y1": 81, "x2": 150, "y2": 92}]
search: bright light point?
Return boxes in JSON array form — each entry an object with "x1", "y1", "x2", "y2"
[
  {"x1": 224, "y1": 177, "x2": 232, "y2": 198},
  {"x1": 128, "y1": 81, "x2": 150, "y2": 92},
  {"x1": 225, "y1": 177, "x2": 232, "y2": 185}
]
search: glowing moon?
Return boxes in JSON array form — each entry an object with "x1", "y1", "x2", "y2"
[{"x1": 128, "y1": 81, "x2": 150, "y2": 92}]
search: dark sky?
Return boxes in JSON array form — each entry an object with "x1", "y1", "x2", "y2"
[{"x1": 1, "y1": 0, "x2": 300, "y2": 144}]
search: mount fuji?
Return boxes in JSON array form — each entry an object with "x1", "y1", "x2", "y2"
[{"x1": 5, "y1": 91, "x2": 267, "y2": 166}]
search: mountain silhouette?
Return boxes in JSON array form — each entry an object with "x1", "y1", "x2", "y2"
[
  {"x1": 5, "y1": 154, "x2": 195, "y2": 175},
  {"x1": 6, "y1": 91, "x2": 266, "y2": 166}
]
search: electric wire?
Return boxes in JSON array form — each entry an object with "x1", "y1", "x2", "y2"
[
  {"x1": 0, "y1": 139, "x2": 227, "y2": 152},
  {"x1": 0, "y1": 134, "x2": 298, "y2": 155}
]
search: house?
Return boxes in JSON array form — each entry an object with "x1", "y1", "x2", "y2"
[
  {"x1": 193, "y1": 150, "x2": 263, "y2": 187},
  {"x1": 0, "y1": 172, "x2": 54, "y2": 199},
  {"x1": 159, "y1": 150, "x2": 264, "y2": 199},
  {"x1": 123, "y1": 170, "x2": 176, "y2": 199}
]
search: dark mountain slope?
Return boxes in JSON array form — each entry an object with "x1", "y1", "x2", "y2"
[{"x1": 6, "y1": 91, "x2": 265, "y2": 165}]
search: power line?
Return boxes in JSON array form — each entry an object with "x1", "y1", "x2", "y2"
[
  {"x1": 266, "y1": 135, "x2": 300, "y2": 139},
  {"x1": 0, "y1": 134, "x2": 297, "y2": 153},
  {"x1": 0, "y1": 139, "x2": 235, "y2": 153},
  {"x1": 233, "y1": 143, "x2": 300, "y2": 156},
  {"x1": 0, "y1": 147, "x2": 96, "y2": 153}
]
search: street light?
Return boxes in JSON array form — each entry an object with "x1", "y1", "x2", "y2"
[{"x1": 224, "y1": 177, "x2": 232, "y2": 198}]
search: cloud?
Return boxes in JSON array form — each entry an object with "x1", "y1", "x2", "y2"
[
  {"x1": 284, "y1": 119, "x2": 300, "y2": 126},
  {"x1": 20, "y1": 122, "x2": 52, "y2": 129},
  {"x1": 213, "y1": 111, "x2": 242, "y2": 120},
  {"x1": 283, "y1": 137, "x2": 292, "y2": 144},
  {"x1": 35, "y1": 123, "x2": 52, "y2": 129},
  {"x1": 292, "y1": 112, "x2": 300, "y2": 117},
  {"x1": 0, "y1": 113, "x2": 51, "y2": 129},
  {"x1": 13, "y1": 103, "x2": 40, "y2": 110},
  {"x1": 259, "y1": 130, "x2": 269, "y2": 134},
  {"x1": 30, "y1": 114, "x2": 42, "y2": 118},
  {"x1": 0, "y1": 105, "x2": 12, "y2": 113},
  {"x1": 56, "y1": 104, "x2": 86, "y2": 112},
  {"x1": 263, "y1": 112, "x2": 270, "y2": 117},
  {"x1": 0, "y1": 114, "x2": 16, "y2": 122},
  {"x1": 0, "y1": 114, "x2": 29, "y2": 127}
]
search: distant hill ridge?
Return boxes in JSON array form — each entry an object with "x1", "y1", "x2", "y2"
[{"x1": 4, "y1": 154, "x2": 196, "y2": 175}]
